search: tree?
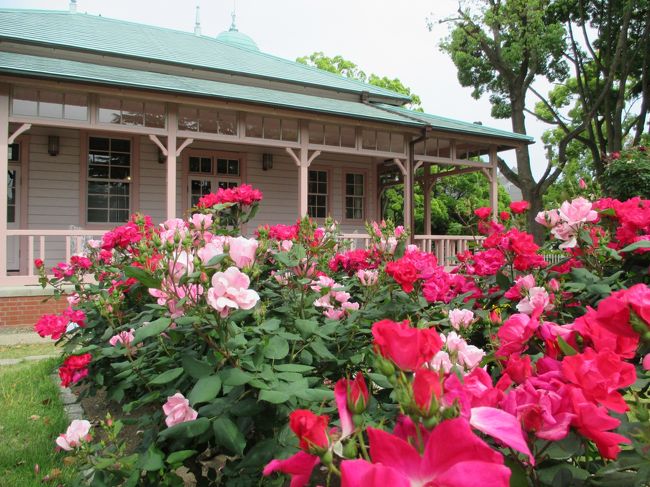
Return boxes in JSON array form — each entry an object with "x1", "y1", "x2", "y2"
[
  {"x1": 296, "y1": 52, "x2": 423, "y2": 110},
  {"x1": 438, "y1": 0, "x2": 570, "y2": 241}
]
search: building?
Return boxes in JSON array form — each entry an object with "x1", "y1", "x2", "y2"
[{"x1": 0, "y1": 5, "x2": 533, "y2": 325}]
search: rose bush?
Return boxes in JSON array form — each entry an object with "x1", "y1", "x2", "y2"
[{"x1": 38, "y1": 187, "x2": 649, "y2": 486}]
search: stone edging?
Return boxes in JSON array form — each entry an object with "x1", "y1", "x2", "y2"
[{"x1": 50, "y1": 371, "x2": 85, "y2": 421}]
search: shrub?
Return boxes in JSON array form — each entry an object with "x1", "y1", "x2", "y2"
[
  {"x1": 601, "y1": 145, "x2": 650, "y2": 200},
  {"x1": 39, "y1": 187, "x2": 650, "y2": 486}
]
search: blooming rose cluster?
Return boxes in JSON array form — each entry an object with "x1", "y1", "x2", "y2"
[
  {"x1": 328, "y1": 248, "x2": 380, "y2": 274},
  {"x1": 59, "y1": 353, "x2": 92, "y2": 387},
  {"x1": 536, "y1": 197, "x2": 599, "y2": 249},
  {"x1": 311, "y1": 275, "x2": 359, "y2": 320},
  {"x1": 56, "y1": 419, "x2": 92, "y2": 451},
  {"x1": 197, "y1": 184, "x2": 262, "y2": 208}
]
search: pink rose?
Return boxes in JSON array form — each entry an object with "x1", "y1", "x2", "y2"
[
  {"x1": 356, "y1": 269, "x2": 379, "y2": 286},
  {"x1": 163, "y1": 393, "x2": 198, "y2": 427},
  {"x1": 448, "y1": 309, "x2": 474, "y2": 330},
  {"x1": 198, "y1": 239, "x2": 226, "y2": 266},
  {"x1": 558, "y1": 197, "x2": 598, "y2": 226},
  {"x1": 56, "y1": 419, "x2": 91, "y2": 451},
  {"x1": 535, "y1": 210, "x2": 560, "y2": 228},
  {"x1": 190, "y1": 213, "x2": 213, "y2": 229},
  {"x1": 109, "y1": 329, "x2": 135, "y2": 347},
  {"x1": 228, "y1": 236, "x2": 258, "y2": 269},
  {"x1": 206, "y1": 267, "x2": 260, "y2": 317},
  {"x1": 643, "y1": 354, "x2": 650, "y2": 371}
]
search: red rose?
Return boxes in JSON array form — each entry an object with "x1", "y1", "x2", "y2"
[
  {"x1": 34, "y1": 314, "x2": 68, "y2": 340},
  {"x1": 346, "y1": 373, "x2": 369, "y2": 414},
  {"x1": 372, "y1": 319, "x2": 442, "y2": 371},
  {"x1": 509, "y1": 201, "x2": 530, "y2": 214},
  {"x1": 34, "y1": 258, "x2": 44, "y2": 269},
  {"x1": 289, "y1": 410, "x2": 330, "y2": 452},
  {"x1": 58, "y1": 353, "x2": 92, "y2": 387},
  {"x1": 562, "y1": 348, "x2": 636, "y2": 413},
  {"x1": 499, "y1": 211, "x2": 511, "y2": 221},
  {"x1": 474, "y1": 207, "x2": 492, "y2": 220},
  {"x1": 385, "y1": 260, "x2": 418, "y2": 293},
  {"x1": 412, "y1": 368, "x2": 442, "y2": 417}
]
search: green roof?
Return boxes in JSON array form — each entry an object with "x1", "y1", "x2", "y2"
[
  {"x1": 376, "y1": 104, "x2": 534, "y2": 144},
  {"x1": 0, "y1": 52, "x2": 421, "y2": 127},
  {"x1": 0, "y1": 9, "x2": 410, "y2": 103}
]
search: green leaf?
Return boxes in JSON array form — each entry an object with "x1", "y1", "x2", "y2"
[
  {"x1": 220, "y1": 368, "x2": 253, "y2": 386},
  {"x1": 124, "y1": 266, "x2": 161, "y2": 289},
  {"x1": 273, "y1": 364, "x2": 314, "y2": 373},
  {"x1": 496, "y1": 272, "x2": 511, "y2": 290},
  {"x1": 294, "y1": 319, "x2": 318, "y2": 338},
  {"x1": 206, "y1": 253, "x2": 227, "y2": 267},
  {"x1": 293, "y1": 388, "x2": 334, "y2": 401},
  {"x1": 310, "y1": 339, "x2": 336, "y2": 360},
  {"x1": 182, "y1": 356, "x2": 214, "y2": 379},
  {"x1": 139, "y1": 445, "x2": 165, "y2": 471},
  {"x1": 264, "y1": 336, "x2": 289, "y2": 360},
  {"x1": 158, "y1": 417, "x2": 211, "y2": 441},
  {"x1": 213, "y1": 417, "x2": 246, "y2": 455},
  {"x1": 188, "y1": 375, "x2": 222, "y2": 405},
  {"x1": 259, "y1": 389, "x2": 292, "y2": 404},
  {"x1": 133, "y1": 317, "x2": 171, "y2": 344},
  {"x1": 165, "y1": 450, "x2": 197, "y2": 465},
  {"x1": 149, "y1": 367, "x2": 184, "y2": 385},
  {"x1": 619, "y1": 240, "x2": 650, "y2": 253},
  {"x1": 557, "y1": 336, "x2": 578, "y2": 356},
  {"x1": 259, "y1": 318, "x2": 281, "y2": 332},
  {"x1": 505, "y1": 457, "x2": 528, "y2": 487}
]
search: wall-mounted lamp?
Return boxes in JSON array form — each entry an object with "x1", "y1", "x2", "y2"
[
  {"x1": 158, "y1": 148, "x2": 166, "y2": 164},
  {"x1": 47, "y1": 135, "x2": 60, "y2": 156},
  {"x1": 262, "y1": 153, "x2": 273, "y2": 171}
]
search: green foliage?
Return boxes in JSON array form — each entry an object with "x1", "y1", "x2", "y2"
[
  {"x1": 296, "y1": 51, "x2": 423, "y2": 110},
  {"x1": 601, "y1": 146, "x2": 650, "y2": 201}
]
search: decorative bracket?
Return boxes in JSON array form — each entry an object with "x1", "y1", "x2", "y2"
[
  {"x1": 8, "y1": 123, "x2": 31, "y2": 144},
  {"x1": 286, "y1": 147, "x2": 321, "y2": 167}
]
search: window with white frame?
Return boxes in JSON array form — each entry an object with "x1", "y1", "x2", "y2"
[
  {"x1": 87, "y1": 137, "x2": 131, "y2": 223},
  {"x1": 308, "y1": 170, "x2": 328, "y2": 218},
  {"x1": 345, "y1": 173, "x2": 365, "y2": 220},
  {"x1": 188, "y1": 154, "x2": 241, "y2": 207}
]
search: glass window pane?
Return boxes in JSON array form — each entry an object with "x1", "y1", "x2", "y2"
[
  {"x1": 362, "y1": 129, "x2": 376, "y2": 150},
  {"x1": 63, "y1": 93, "x2": 88, "y2": 121},
  {"x1": 7, "y1": 205, "x2": 15, "y2": 223},
  {"x1": 110, "y1": 166, "x2": 130, "y2": 179},
  {"x1": 88, "y1": 194, "x2": 108, "y2": 209},
  {"x1": 228, "y1": 159, "x2": 239, "y2": 176},
  {"x1": 324, "y1": 124, "x2": 339, "y2": 146},
  {"x1": 111, "y1": 139, "x2": 131, "y2": 153},
  {"x1": 341, "y1": 126, "x2": 356, "y2": 148},
  {"x1": 88, "y1": 165, "x2": 109, "y2": 178},
  {"x1": 121, "y1": 99, "x2": 144, "y2": 126},
  {"x1": 87, "y1": 209, "x2": 108, "y2": 223},
  {"x1": 198, "y1": 108, "x2": 219, "y2": 133},
  {"x1": 8, "y1": 144, "x2": 19, "y2": 162},
  {"x1": 144, "y1": 102, "x2": 166, "y2": 128},
  {"x1": 109, "y1": 209, "x2": 129, "y2": 223},
  {"x1": 178, "y1": 106, "x2": 198, "y2": 131},
  {"x1": 110, "y1": 182, "x2": 130, "y2": 196},
  {"x1": 264, "y1": 117, "x2": 281, "y2": 140},
  {"x1": 390, "y1": 133, "x2": 404, "y2": 153},
  {"x1": 110, "y1": 196, "x2": 130, "y2": 209},
  {"x1": 426, "y1": 138, "x2": 438, "y2": 157},
  {"x1": 309, "y1": 123, "x2": 324, "y2": 144},
  {"x1": 246, "y1": 114, "x2": 263, "y2": 138},
  {"x1": 111, "y1": 154, "x2": 131, "y2": 166},
  {"x1": 89, "y1": 137, "x2": 109, "y2": 151},
  {"x1": 39, "y1": 90, "x2": 64, "y2": 119},
  {"x1": 189, "y1": 157, "x2": 200, "y2": 172},
  {"x1": 217, "y1": 159, "x2": 227, "y2": 175},
  {"x1": 88, "y1": 181, "x2": 109, "y2": 194},
  {"x1": 282, "y1": 119, "x2": 298, "y2": 141},
  {"x1": 98, "y1": 97, "x2": 121, "y2": 124},
  {"x1": 12, "y1": 87, "x2": 38, "y2": 116},
  {"x1": 218, "y1": 110, "x2": 237, "y2": 135},
  {"x1": 89, "y1": 152, "x2": 110, "y2": 165},
  {"x1": 201, "y1": 157, "x2": 212, "y2": 174},
  {"x1": 377, "y1": 131, "x2": 390, "y2": 152},
  {"x1": 414, "y1": 140, "x2": 425, "y2": 156}
]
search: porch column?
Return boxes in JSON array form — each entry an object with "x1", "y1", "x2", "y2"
[
  {"x1": 423, "y1": 162, "x2": 432, "y2": 235},
  {"x1": 0, "y1": 86, "x2": 8, "y2": 278},
  {"x1": 488, "y1": 146, "x2": 499, "y2": 219},
  {"x1": 288, "y1": 123, "x2": 320, "y2": 217},
  {"x1": 392, "y1": 158, "x2": 412, "y2": 232},
  {"x1": 166, "y1": 105, "x2": 178, "y2": 220}
]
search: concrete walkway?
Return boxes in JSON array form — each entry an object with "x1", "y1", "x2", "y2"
[{"x1": 0, "y1": 327, "x2": 48, "y2": 346}]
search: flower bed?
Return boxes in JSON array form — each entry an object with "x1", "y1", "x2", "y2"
[{"x1": 36, "y1": 188, "x2": 650, "y2": 486}]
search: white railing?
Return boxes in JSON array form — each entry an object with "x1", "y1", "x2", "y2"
[
  {"x1": 412, "y1": 235, "x2": 484, "y2": 267},
  {"x1": 338, "y1": 233, "x2": 483, "y2": 268},
  {"x1": 2, "y1": 229, "x2": 106, "y2": 286}
]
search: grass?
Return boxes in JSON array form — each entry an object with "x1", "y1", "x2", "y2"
[
  {"x1": 0, "y1": 358, "x2": 76, "y2": 486},
  {"x1": 0, "y1": 342, "x2": 58, "y2": 360}
]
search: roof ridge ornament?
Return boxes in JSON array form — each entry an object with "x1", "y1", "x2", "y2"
[
  {"x1": 194, "y1": 6, "x2": 201, "y2": 36},
  {"x1": 229, "y1": 9, "x2": 237, "y2": 32},
  {"x1": 69, "y1": 0, "x2": 77, "y2": 13}
]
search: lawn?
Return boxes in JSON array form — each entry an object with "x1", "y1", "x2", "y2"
[
  {"x1": 0, "y1": 342, "x2": 58, "y2": 360},
  {"x1": 0, "y1": 358, "x2": 76, "y2": 486}
]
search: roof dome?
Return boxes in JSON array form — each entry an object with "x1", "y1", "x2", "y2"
[
  {"x1": 216, "y1": 29, "x2": 259, "y2": 51},
  {"x1": 216, "y1": 14, "x2": 259, "y2": 51}
]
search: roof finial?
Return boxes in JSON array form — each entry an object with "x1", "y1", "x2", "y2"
[
  {"x1": 69, "y1": 0, "x2": 77, "y2": 13},
  {"x1": 194, "y1": 6, "x2": 201, "y2": 36},
  {"x1": 229, "y1": 0, "x2": 238, "y2": 32}
]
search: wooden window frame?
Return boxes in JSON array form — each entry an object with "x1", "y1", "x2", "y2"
[
  {"x1": 342, "y1": 169, "x2": 368, "y2": 223},
  {"x1": 307, "y1": 166, "x2": 331, "y2": 220},
  {"x1": 80, "y1": 131, "x2": 140, "y2": 229}
]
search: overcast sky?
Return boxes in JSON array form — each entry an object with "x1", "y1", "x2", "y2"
[{"x1": 1, "y1": 0, "x2": 553, "y2": 179}]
